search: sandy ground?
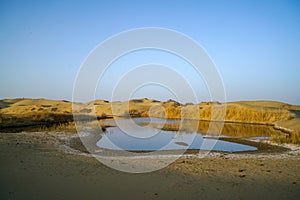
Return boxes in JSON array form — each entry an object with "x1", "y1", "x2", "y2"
[{"x1": 0, "y1": 132, "x2": 299, "y2": 200}]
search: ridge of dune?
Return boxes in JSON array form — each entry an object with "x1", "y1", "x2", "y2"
[{"x1": 234, "y1": 100, "x2": 300, "y2": 110}]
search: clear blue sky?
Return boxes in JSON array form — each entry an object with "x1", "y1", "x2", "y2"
[{"x1": 1, "y1": 0, "x2": 300, "y2": 104}]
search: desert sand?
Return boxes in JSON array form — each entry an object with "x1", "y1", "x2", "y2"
[
  {"x1": 1, "y1": 98, "x2": 300, "y2": 199},
  {"x1": 0, "y1": 131, "x2": 299, "y2": 200}
]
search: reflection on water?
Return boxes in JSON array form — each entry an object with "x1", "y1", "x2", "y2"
[
  {"x1": 96, "y1": 127, "x2": 257, "y2": 152},
  {"x1": 135, "y1": 118, "x2": 294, "y2": 144},
  {"x1": 75, "y1": 118, "x2": 298, "y2": 145},
  {"x1": 271, "y1": 132, "x2": 300, "y2": 145},
  {"x1": 3, "y1": 117, "x2": 297, "y2": 146},
  {"x1": 144, "y1": 119, "x2": 284, "y2": 138},
  {"x1": 97, "y1": 118, "x2": 258, "y2": 152}
]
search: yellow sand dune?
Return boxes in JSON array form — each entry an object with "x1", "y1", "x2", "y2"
[
  {"x1": 0, "y1": 98, "x2": 298, "y2": 134},
  {"x1": 234, "y1": 100, "x2": 300, "y2": 110}
]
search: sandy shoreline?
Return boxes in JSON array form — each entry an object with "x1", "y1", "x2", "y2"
[{"x1": 1, "y1": 131, "x2": 300, "y2": 200}]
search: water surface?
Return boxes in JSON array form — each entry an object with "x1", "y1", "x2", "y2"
[{"x1": 97, "y1": 118, "x2": 263, "y2": 152}]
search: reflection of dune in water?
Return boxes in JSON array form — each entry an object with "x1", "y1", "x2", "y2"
[
  {"x1": 85, "y1": 119, "x2": 300, "y2": 144},
  {"x1": 144, "y1": 120, "x2": 284, "y2": 138},
  {"x1": 270, "y1": 131, "x2": 300, "y2": 145},
  {"x1": 74, "y1": 119, "x2": 300, "y2": 145}
]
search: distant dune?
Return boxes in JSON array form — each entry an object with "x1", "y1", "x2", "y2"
[
  {"x1": 0, "y1": 98, "x2": 299, "y2": 135},
  {"x1": 234, "y1": 100, "x2": 300, "y2": 110}
]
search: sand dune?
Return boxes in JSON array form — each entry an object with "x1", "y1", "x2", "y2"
[
  {"x1": 235, "y1": 100, "x2": 300, "y2": 110},
  {"x1": 0, "y1": 98, "x2": 298, "y2": 135}
]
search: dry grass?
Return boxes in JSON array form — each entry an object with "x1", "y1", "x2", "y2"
[
  {"x1": 271, "y1": 131, "x2": 300, "y2": 145},
  {"x1": 0, "y1": 98, "x2": 298, "y2": 131},
  {"x1": 147, "y1": 103, "x2": 295, "y2": 124},
  {"x1": 275, "y1": 118, "x2": 300, "y2": 132}
]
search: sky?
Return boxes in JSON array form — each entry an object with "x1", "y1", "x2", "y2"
[{"x1": 0, "y1": 0, "x2": 300, "y2": 104}]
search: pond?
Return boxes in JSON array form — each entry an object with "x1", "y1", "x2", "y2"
[{"x1": 95, "y1": 118, "x2": 281, "y2": 152}]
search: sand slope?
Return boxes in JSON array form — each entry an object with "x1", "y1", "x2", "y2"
[{"x1": 235, "y1": 100, "x2": 300, "y2": 110}]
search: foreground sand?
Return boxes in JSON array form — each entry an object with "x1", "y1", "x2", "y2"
[{"x1": 0, "y1": 132, "x2": 299, "y2": 200}]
